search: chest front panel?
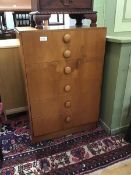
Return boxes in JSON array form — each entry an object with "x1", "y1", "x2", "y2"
[{"x1": 19, "y1": 27, "x2": 106, "y2": 140}]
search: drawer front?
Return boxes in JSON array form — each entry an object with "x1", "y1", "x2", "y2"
[
  {"x1": 39, "y1": 0, "x2": 92, "y2": 11},
  {"x1": 21, "y1": 28, "x2": 106, "y2": 65}
]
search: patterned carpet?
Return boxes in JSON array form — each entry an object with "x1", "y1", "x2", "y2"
[{"x1": 0, "y1": 114, "x2": 131, "y2": 175}]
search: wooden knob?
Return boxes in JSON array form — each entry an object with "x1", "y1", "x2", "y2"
[
  {"x1": 65, "y1": 101, "x2": 71, "y2": 108},
  {"x1": 63, "y1": 50, "x2": 71, "y2": 58},
  {"x1": 64, "y1": 85, "x2": 71, "y2": 92},
  {"x1": 64, "y1": 67, "x2": 72, "y2": 74},
  {"x1": 65, "y1": 116, "x2": 71, "y2": 123},
  {"x1": 63, "y1": 34, "x2": 71, "y2": 43}
]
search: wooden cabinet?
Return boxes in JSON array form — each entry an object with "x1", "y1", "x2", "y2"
[
  {"x1": 0, "y1": 39, "x2": 27, "y2": 114},
  {"x1": 17, "y1": 26, "x2": 106, "y2": 141},
  {"x1": 31, "y1": 0, "x2": 97, "y2": 27},
  {"x1": 100, "y1": 37, "x2": 131, "y2": 134},
  {"x1": 31, "y1": 0, "x2": 92, "y2": 11}
]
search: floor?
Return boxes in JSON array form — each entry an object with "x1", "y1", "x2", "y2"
[
  {"x1": 91, "y1": 158, "x2": 131, "y2": 175},
  {"x1": 1, "y1": 113, "x2": 131, "y2": 174},
  {"x1": 102, "y1": 160, "x2": 131, "y2": 175}
]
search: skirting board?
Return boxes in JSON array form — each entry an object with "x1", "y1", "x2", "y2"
[
  {"x1": 99, "y1": 119, "x2": 129, "y2": 135},
  {"x1": 99, "y1": 119, "x2": 111, "y2": 134},
  {"x1": 5, "y1": 106, "x2": 27, "y2": 115}
]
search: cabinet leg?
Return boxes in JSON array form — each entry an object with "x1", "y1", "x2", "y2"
[
  {"x1": 84, "y1": 12, "x2": 97, "y2": 27},
  {"x1": 30, "y1": 14, "x2": 36, "y2": 28},
  {"x1": 69, "y1": 12, "x2": 97, "y2": 27},
  {"x1": 33, "y1": 14, "x2": 51, "y2": 29},
  {"x1": 69, "y1": 14, "x2": 84, "y2": 27}
]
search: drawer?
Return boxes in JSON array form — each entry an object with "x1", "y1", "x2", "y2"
[{"x1": 21, "y1": 28, "x2": 106, "y2": 65}]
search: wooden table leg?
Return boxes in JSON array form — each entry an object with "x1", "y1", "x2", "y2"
[{"x1": 33, "y1": 14, "x2": 51, "y2": 29}]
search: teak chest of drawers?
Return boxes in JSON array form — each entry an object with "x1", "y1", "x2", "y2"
[{"x1": 17, "y1": 26, "x2": 106, "y2": 141}]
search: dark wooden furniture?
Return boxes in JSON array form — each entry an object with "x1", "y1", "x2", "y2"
[
  {"x1": 30, "y1": 0, "x2": 97, "y2": 28},
  {"x1": 13, "y1": 11, "x2": 31, "y2": 27},
  {"x1": 0, "y1": 12, "x2": 6, "y2": 39},
  {"x1": 16, "y1": 26, "x2": 106, "y2": 142}
]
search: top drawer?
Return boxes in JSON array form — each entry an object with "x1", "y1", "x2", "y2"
[{"x1": 21, "y1": 28, "x2": 106, "y2": 65}]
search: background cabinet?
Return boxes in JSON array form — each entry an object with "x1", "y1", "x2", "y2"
[
  {"x1": 100, "y1": 37, "x2": 131, "y2": 134},
  {"x1": 0, "y1": 39, "x2": 27, "y2": 114},
  {"x1": 93, "y1": 0, "x2": 131, "y2": 133},
  {"x1": 17, "y1": 26, "x2": 106, "y2": 141}
]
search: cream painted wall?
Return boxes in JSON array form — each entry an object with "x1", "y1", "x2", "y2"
[
  {"x1": 93, "y1": 0, "x2": 105, "y2": 27},
  {"x1": 121, "y1": 52, "x2": 131, "y2": 125},
  {"x1": 114, "y1": 0, "x2": 131, "y2": 32},
  {"x1": 125, "y1": 0, "x2": 131, "y2": 19},
  {"x1": 93, "y1": 0, "x2": 131, "y2": 36}
]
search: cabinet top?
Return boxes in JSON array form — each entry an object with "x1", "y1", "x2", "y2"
[
  {"x1": 15, "y1": 26, "x2": 106, "y2": 33},
  {"x1": 0, "y1": 39, "x2": 20, "y2": 48},
  {"x1": 107, "y1": 35, "x2": 131, "y2": 44}
]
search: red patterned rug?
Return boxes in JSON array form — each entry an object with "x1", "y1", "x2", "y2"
[{"x1": 0, "y1": 114, "x2": 131, "y2": 175}]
